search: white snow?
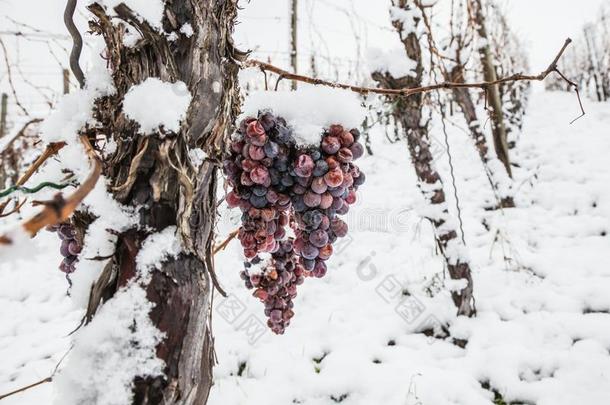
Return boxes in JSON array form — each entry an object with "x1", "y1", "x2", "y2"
[
  {"x1": 69, "y1": 180, "x2": 136, "y2": 308},
  {"x1": 188, "y1": 148, "x2": 208, "y2": 167},
  {"x1": 136, "y1": 226, "x2": 182, "y2": 274},
  {"x1": 122, "y1": 78, "x2": 192, "y2": 134},
  {"x1": 207, "y1": 91, "x2": 610, "y2": 405},
  {"x1": 241, "y1": 86, "x2": 366, "y2": 146},
  {"x1": 367, "y1": 47, "x2": 417, "y2": 78},
  {"x1": 91, "y1": 0, "x2": 165, "y2": 29},
  {"x1": 389, "y1": 5, "x2": 423, "y2": 35},
  {"x1": 53, "y1": 282, "x2": 165, "y2": 405},
  {"x1": 180, "y1": 23, "x2": 194, "y2": 37}
]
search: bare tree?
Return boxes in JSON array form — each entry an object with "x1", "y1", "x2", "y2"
[
  {"x1": 372, "y1": 0, "x2": 476, "y2": 317},
  {"x1": 416, "y1": 0, "x2": 515, "y2": 208}
]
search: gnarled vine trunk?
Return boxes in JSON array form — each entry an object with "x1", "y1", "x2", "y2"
[
  {"x1": 373, "y1": 0, "x2": 475, "y2": 317},
  {"x1": 77, "y1": 1, "x2": 242, "y2": 403}
]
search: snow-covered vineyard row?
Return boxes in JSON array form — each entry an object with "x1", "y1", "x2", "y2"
[{"x1": 0, "y1": 0, "x2": 609, "y2": 404}]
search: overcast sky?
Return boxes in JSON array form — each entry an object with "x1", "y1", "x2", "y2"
[
  {"x1": 0, "y1": 0, "x2": 607, "y2": 126},
  {"x1": 504, "y1": 0, "x2": 608, "y2": 70}
]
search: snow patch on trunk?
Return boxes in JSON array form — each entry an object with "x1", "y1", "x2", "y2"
[
  {"x1": 123, "y1": 78, "x2": 192, "y2": 134},
  {"x1": 53, "y1": 283, "x2": 165, "y2": 405}
]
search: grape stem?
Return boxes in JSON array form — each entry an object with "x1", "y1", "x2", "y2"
[
  {"x1": 16, "y1": 142, "x2": 67, "y2": 187},
  {"x1": 245, "y1": 38, "x2": 584, "y2": 122},
  {"x1": 213, "y1": 229, "x2": 239, "y2": 255}
]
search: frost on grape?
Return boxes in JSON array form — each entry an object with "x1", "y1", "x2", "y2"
[{"x1": 223, "y1": 110, "x2": 366, "y2": 333}]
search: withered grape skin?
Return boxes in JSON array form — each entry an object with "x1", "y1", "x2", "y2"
[
  {"x1": 222, "y1": 112, "x2": 366, "y2": 334},
  {"x1": 48, "y1": 223, "x2": 81, "y2": 275}
]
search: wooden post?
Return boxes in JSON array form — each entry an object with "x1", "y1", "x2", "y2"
[
  {"x1": 310, "y1": 54, "x2": 318, "y2": 79},
  {"x1": 471, "y1": 0, "x2": 512, "y2": 178},
  {"x1": 63, "y1": 69, "x2": 70, "y2": 94},
  {"x1": 0, "y1": 93, "x2": 7, "y2": 139},
  {"x1": 290, "y1": 0, "x2": 298, "y2": 89}
]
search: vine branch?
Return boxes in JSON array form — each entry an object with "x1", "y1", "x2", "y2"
[
  {"x1": 64, "y1": 0, "x2": 85, "y2": 88},
  {"x1": 0, "y1": 136, "x2": 101, "y2": 244},
  {"x1": 245, "y1": 38, "x2": 584, "y2": 120}
]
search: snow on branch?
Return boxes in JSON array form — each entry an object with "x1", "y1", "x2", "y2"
[{"x1": 245, "y1": 38, "x2": 584, "y2": 121}]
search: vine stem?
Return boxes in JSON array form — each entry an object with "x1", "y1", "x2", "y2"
[{"x1": 245, "y1": 38, "x2": 584, "y2": 121}]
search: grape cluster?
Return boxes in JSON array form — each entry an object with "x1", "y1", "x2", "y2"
[
  {"x1": 241, "y1": 239, "x2": 303, "y2": 334},
  {"x1": 48, "y1": 222, "x2": 82, "y2": 274},
  {"x1": 290, "y1": 124, "x2": 365, "y2": 278},
  {"x1": 223, "y1": 112, "x2": 365, "y2": 333}
]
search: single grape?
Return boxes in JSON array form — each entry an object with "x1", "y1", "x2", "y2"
[
  {"x1": 309, "y1": 229, "x2": 329, "y2": 248},
  {"x1": 294, "y1": 154, "x2": 314, "y2": 178},
  {"x1": 246, "y1": 120, "x2": 265, "y2": 137},
  {"x1": 331, "y1": 218, "x2": 348, "y2": 237},
  {"x1": 60, "y1": 239, "x2": 71, "y2": 257},
  {"x1": 311, "y1": 177, "x2": 327, "y2": 194},
  {"x1": 250, "y1": 166, "x2": 270, "y2": 185},
  {"x1": 349, "y1": 142, "x2": 365, "y2": 159},
  {"x1": 264, "y1": 141, "x2": 279, "y2": 158},
  {"x1": 58, "y1": 224, "x2": 75, "y2": 240},
  {"x1": 321, "y1": 136, "x2": 340, "y2": 154},
  {"x1": 337, "y1": 147, "x2": 353, "y2": 163},
  {"x1": 339, "y1": 130, "x2": 354, "y2": 147},
  {"x1": 324, "y1": 168, "x2": 344, "y2": 188},
  {"x1": 303, "y1": 191, "x2": 321, "y2": 208},
  {"x1": 313, "y1": 160, "x2": 329, "y2": 177}
]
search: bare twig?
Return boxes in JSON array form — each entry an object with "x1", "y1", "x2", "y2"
[
  {"x1": 0, "y1": 118, "x2": 43, "y2": 155},
  {"x1": 245, "y1": 38, "x2": 576, "y2": 97},
  {"x1": 0, "y1": 346, "x2": 71, "y2": 401},
  {"x1": 0, "y1": 37, "x2": 29, "y2": 116},
  {"x1": 554, "y1": 68, "x2": 586, "y2": 123},
  {"x1": 64, "y1": 0, "x2": 85, "y2": 88},
  {"x1": 0, "y1": 376, "x2": 52, "y2": 400},
  {"x1": 15, "y1": 142, "x2": 66, "y2": 187},
  {"x1": 213, "y1": 229, "x2": 239, "y2": 255},
  {"x1": 0, "y1": 198, "x2": 26, "y2": 218}
]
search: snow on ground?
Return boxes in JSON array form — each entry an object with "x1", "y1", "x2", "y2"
[
  {"x1": 208, "y1": 90, "x2": 610, "y2": 405},
  {"x1": 1, "y1": 91, "x2": 609, "y2": 404}
]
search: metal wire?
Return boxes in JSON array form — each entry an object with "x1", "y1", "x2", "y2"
[
  {"x1": 438, "y1": 98, "x2": 466, "y2": 245},
  {"x1": 0, "y1": 181, "x2": 72, "y2": 198}
]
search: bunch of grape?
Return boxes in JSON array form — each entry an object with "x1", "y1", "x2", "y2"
[
  {"x1": 223, "y1": 112, "x2": 365, "y2": 333},
  {"x1": 290, "y1": 124, "x2": 365, "y2": 277},
  {"x1": 47, "y1": 222, "x2": 82, "y2": 274},
  {"x1": 240, "y1": 239, "x2": 304, "y2": 334}
]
